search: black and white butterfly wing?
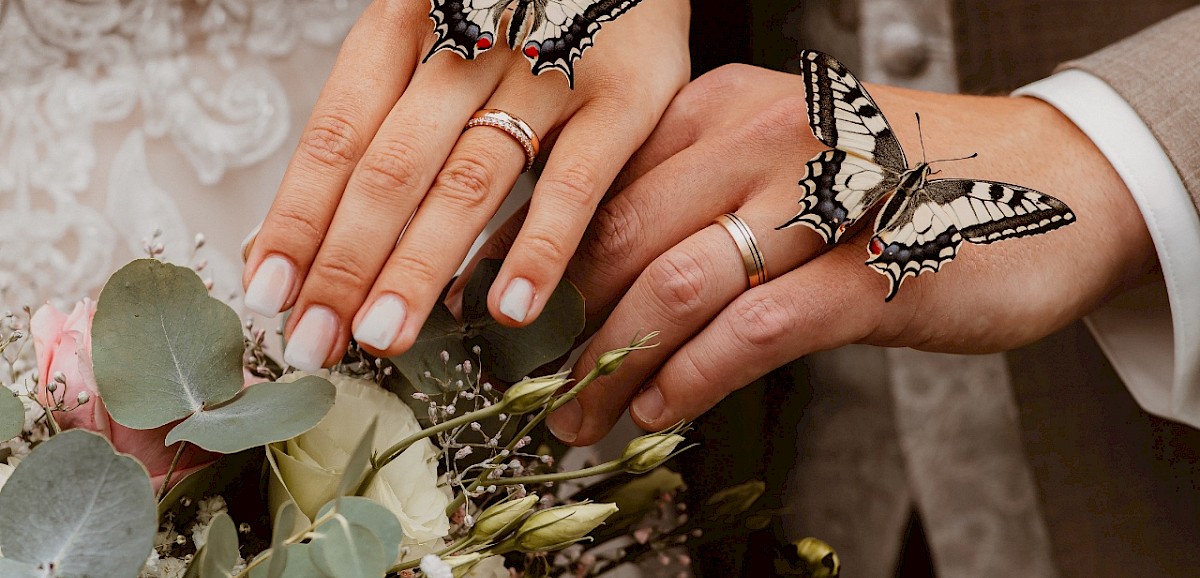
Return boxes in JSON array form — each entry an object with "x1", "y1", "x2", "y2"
[
  {"x1": 520, "y1": 0, "x2": 645, "y2": 88},
  {"x1": 799, "y1": 50, "x2": 907, "y2": 172},
  {"x1": 864, "y1": 179, "x2": 1076, "y2": 301},
  {"x1": 777, "y1": 149, "x2": 901, "y2": 243},
  {"x1": 426, "y1": 0, "x2": 510, "y2": 61}
]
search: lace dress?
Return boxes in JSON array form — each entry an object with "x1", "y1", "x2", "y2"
[{"x1": 0, "y1": 0, "x2": 368, "y2": 311}]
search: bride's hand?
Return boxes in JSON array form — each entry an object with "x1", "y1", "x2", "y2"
[
  {"x1": 241, "y1": 0, "x2": 689, "y2": 371},
  {"x1": 474, "y1": 64, "x2": 1152, "y2": 445}
]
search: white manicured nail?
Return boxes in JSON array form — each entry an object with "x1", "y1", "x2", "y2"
[
  {"x1": 284, "y1": 306, "x2": 338, "y2": 372},
  {"x1": 354, "y1": 295, "x2": 407, "y2": 350},
  {"x1": 244, "y1": 255, "x2": 294, "y2": 317},
  {"x1": 240, "y1": 221, "x2": 262, "y2": 263},
  {"x1": 498, "y1": 277, "x2": 534, "y2": 322}
]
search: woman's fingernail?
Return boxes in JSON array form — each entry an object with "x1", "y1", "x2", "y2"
[
  {"x1": 354, "y1": 294, "x2": 407, "y2": 350},
  {"x1": 244, "y1": 255, "x2": 295, "y2": 317},
  {"x1": 547, "y1": 399, "x2": 582, "y2": 443},
  {"x1": 283, "y1": 306, "x2": 338, "y2": 372},
  {"x1": 632, "y1": 386, "x2": 665, "y2": 424},
  {"x1": 498, "y1": 277, "x2": 534, "y2": 322},
  {"x1": 240, "y1": 221, "x2": 262, "y2": 263}
]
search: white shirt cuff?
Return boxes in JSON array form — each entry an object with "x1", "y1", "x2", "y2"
[{"x1": 1014, "y1": 69, "x2": 1200, "y2": 427}]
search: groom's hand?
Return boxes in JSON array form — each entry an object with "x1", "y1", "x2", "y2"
[{"x1": 475, "y1": 64, "x2": 1155, "y2": 445}]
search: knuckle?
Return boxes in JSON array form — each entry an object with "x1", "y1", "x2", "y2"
[
  {"x1": 583, "y1": 198, "x2": 641, "y2": 269},
  {"x1": 519, "y1": 227, "x2": 571, "y2": 266},
  {"x1": 434, "y1": 156, "x2": 495, "y2": 211},
  {"x1": 311, "y1": 247, "x2": 376, "y2": 291},
  {"x1": 729, "y1": 294, "x2": 794, "y2": 349},
  {"x1": 542, "y1": 163, "x2": 600, "y2": 210},
  {"x1": 645, "y1": 251, "x2": 708, "y2": 317},
  {"x1": 677, "y1": 64, "x2": 756, "y2": 112},
  {"x1": 355, "y1": 140, "x2": 426, "y2": 196},
  {"x1": 298, "y1": 113, "x2": 362, "y2": 170},
  {"x1": 270, "y1": 202, "x2": 327, "y2": 244},
  {"x1": 388, "y1": 252, "x2": 441, "y2": 289}
]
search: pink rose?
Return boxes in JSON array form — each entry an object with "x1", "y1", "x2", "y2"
[{"x1": 31, "y1": 300, "x2": 261, "y2": 491}]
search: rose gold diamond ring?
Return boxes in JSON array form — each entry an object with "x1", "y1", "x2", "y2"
[{"x1": 464, "y1": 109, "x2": 540, "y2": 172}]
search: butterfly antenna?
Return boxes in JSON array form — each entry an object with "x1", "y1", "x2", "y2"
[
  {"x1": 915, "y1": 113, "x2": 927, "y2": 165},
  {"x1": 929, "y1": 152, "x2": 979, "y2": 166}
]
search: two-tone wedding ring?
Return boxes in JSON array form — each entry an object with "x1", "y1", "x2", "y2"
[
  {"x1": 464, "y1": 109, "x2": 540, "y2": 172},
  {"x1": 714, "y1": 213, "x2": 769, "y2": 288}
]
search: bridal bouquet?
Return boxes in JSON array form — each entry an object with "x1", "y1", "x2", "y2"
[{"x1": 0, "y1": 249, "x2": 805, "y2": 578}]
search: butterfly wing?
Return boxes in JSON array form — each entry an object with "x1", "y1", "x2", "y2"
[
  {"x1": 425, "y1": 0, "x2": 511, "y2": 62},
  {"x1": 799, "y1": 50, "x2": 907, "y2": 172},
  {"x1": 777, "y1": 149, "x2": 901, "y2": 243},
  {"x1": 865, "y1": 179, "x2": 1076, "y2": 301},
  {"x1": 520, "y1": 0, "x2": 645, "y2": 88}
]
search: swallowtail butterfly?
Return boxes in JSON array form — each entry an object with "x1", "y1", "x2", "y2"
[
  {"x1": 425, "y1": 0, "x2": 645, "y2": 88},
  {"x1": 779, "y1": 50, "x2": 1076, "y2": 301}
]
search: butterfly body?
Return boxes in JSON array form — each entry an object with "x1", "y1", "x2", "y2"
[
  {"x1": 780, "y1": 50, "x2": 1076, "y2": 301},
  {"x1": 426, "y1": 0, "x2": 645, "y2": 88}
]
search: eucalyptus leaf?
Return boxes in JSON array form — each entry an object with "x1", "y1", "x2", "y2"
[
  {"x1": 462, "y1": 259, "x2": 585, "y2": 382},
  {"x1": 92, "y1": 259, "x2": 245, "y2": 429},
  {"x1": 249, "y1": 544, "x2": 327, "y2": 578},
  {"x1": 167, "y1": 376, "x2": 336, "y2": 453},
  {"x1": 197, "y1": 513, "x2": 240, "y2": 578},
  {"x1": 0, "y1": 389, "x2": 23, "y2": 441},
  {"x1": 309, "y1": 518, "x2": 386, "y2": 578},
  {"x1": 0, "y1": 430, "x2": 155, "y2": 577},
  {"x1": 0, "y1": 558, "x2": 41, "y2": 577},
  {"x1": 388, "y1": 302, "x2": 471, "y2": 393},
  {"x1": 267, "y1": 502, "x2": 300, "y2": 578},
  {"x1": 337, "y1": 419, "x2": 376, "y2": 497},
  {"x1": 316, "y1": 497, "x2": 403, "y2": 566}
]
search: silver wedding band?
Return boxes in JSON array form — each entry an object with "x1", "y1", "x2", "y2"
[
  {"x1": 464, "y1": 109, "x2": 540, "y2": 172},
  {"x1": 714, "y1": 213, "x2": 768, "y2": 288}
]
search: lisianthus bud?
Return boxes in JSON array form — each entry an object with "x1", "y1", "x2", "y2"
[
  {"x1": 512, "y1": 502, "x2": 619, "y2": 552},
  {"x1": 471, "y1": 494, "x2": 539, "y2": 540},
  {"x1": 594, "y1": 332, "x2": 659, "y2": 375},
  {"x1": 620, "y1": 431, "x2": 687, "y2": 474},
  {"x1": 502, "y1": 373, "x2": 569, "y2": 414}
]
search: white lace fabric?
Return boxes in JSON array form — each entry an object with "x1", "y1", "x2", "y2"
[{"x1": 0, "y1": 0, "x2": 368, "y2": 310}]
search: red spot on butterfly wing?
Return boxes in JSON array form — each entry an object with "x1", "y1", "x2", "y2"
[
  {"x1": 869, "y1": 237, "x2": 885, "y2": 256},
  {"x1": 475, "y1": 35, "x2": 492, "y2": 50},
  {"x1": 523, "y1": 43, "x2": 540, "y2": 59}
]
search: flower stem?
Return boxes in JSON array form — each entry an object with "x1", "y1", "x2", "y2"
[
  {"x1": 386, "y1": 535, "x2": 476, "y2": 574},
  {"x1": 156, "y1": 441, "x2": 187, "y2": 502},
  {"x1": 362, "y1": 401, "x2": 509, "y2": 493},
  {"x1": 487, "y1": 461, "x2": 623, "y2": 486},
  {"x1": 230, "y1": 510, "x2": 337, "y2": 578},
  {"x1": 444, "y1": 366, "x2": 604, "y2": 516}
]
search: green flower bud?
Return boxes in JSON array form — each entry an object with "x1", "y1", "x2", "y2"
[
  {"x1": 502, "y1": 373, "x2": 569, "y2": 414},
  {"x1": 471, "y1": 494, "x2": 539, "y2": 541},
  {"x1": 512, "y1": 502, "x2": 619, "y2": 552},
  {"x1": 595, "y1": 332, "x2": 659, "y2": 375},
  {"x1": 620, "y1": 432, "x2": 687, "y2": 474}
]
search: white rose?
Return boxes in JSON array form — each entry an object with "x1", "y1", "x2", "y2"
[
  {"x1": 268, "y1": 371, "x2": 450, "y2": 545},
  {"x1": 0, "y1": 461, "x2": 14, "y2": 494}
]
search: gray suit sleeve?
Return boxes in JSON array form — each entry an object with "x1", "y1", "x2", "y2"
[{"x1": 1063, "y1": 6, "x2": 1200, "y2": 207}]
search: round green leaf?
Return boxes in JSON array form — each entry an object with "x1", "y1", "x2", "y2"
[
  {"x1": 266, "y1": 502, "x2": 300, "y2": 578},
  {"x1": 0, "y1": 559, "x2": 41, "y2": 577},
  {"x1": 166, "y1": 376, "x2": 336, "y2": 453},
  {"x1": 388, "y1": 302, "x2": 471, "y2": 394},
  {"x1": 198, "y1": 512, "x2": 240, "y2": 578},
  {"x1": 92, "y1": 259, "x2": 246, "y2": 429},
  {"x1": 309, "y1": 518, "x2": 386, "y2": 578},
  {"x1": 249, "y1": 544, "x2": 327, "y2": 578},
  {"x1": 463, "y1": 259, "x2": 585, "y2": 382},
  {"x1": 0, "y1": 430, "x2": 155, "y2": 577},
  {"x1": 0, "y1": 389, "x2": 24, "y2": 441},
  {"x1": 316, "y1": 497, "x2": 403, "y2": 566}
]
